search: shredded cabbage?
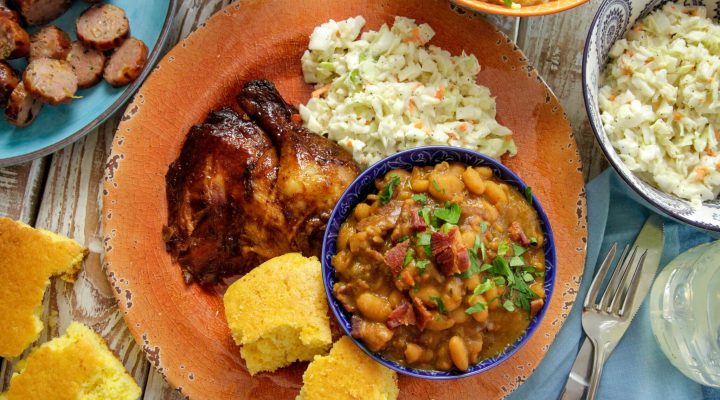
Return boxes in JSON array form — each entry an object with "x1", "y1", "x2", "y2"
[
  {"x1": 600, "y1": 2, "x2": 720, "y2": 204},
  {"x1": 299, "y1": 16, "x2": 516, "y2": 168}
]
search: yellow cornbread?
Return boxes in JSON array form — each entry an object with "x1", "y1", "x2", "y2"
[
  {"x1": 0, "y1": 217, "x2": 88, "y2": 358},
  {"x1": 296, "y1": 336, "x2": 399, "y2": 400},
  {"x1": 0, "y1": 322, "x2": 142, "y2": 400},
  {"x1": 223, "y1": 253, "x2": 332, "y2": 375}
]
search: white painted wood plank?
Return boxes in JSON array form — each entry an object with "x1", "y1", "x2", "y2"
[{"x1": 517, "y1": 1, "x2": 607, "y2": 180}]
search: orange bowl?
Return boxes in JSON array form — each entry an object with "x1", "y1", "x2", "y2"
[{"x1": 452, "y1": 0, "x2": 587, "y2": 17}]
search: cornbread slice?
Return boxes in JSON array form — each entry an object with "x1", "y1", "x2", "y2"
[
  {"x1": 0, "y1": 217, "x2": 88, "y2": 358},
  {"x1": 297, "y1": 336, "x2": 399, "y2": 400},
  {"x1": 0, "y1": 322, "x2": 142, "y2": 400},
  {"x1": 223, "y1": 253, "x2": 332, "y2": 375}
]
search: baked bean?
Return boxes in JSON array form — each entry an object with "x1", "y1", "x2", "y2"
[
  {"x1": 428, "y1": 172, "x2": 464, "y2": 202},
  {"x1": 468, "y1": 295, "x2": 489, "y2": 323},
  {"x1": 411, "y1": 178, "x2": 429, "y2": 192},
  {"x1": 356, "y1": 292, "x2": 392, "y2": 322},
  {"x1": 484, "y1": 181, "x2": 507, "y2": 205},
  {"x1": 405, "y1": 343, "x2": 423, "y2": 364},
  {"x1": 449, "y1": 336, "x2": 469, "y2": 371},
  {"x1": 426, "y1": 315, "x2": 455, "y2": 331},
  {"x1": 475, "y1": 166, "x2": 493, "y2": 178},
  {"x1": 463, "y1": 166, "x2": 486, "y2": 195},
  {"x1": 461, "y1": 230, "x2": 476, "y2": 248},
  {"x1": 354, "y1": 203, "x2": 371, "y2": 220}
]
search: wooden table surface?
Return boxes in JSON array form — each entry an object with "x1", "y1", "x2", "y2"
[{"x1": 0, "y1": 1, "x2": 607, "y2": 398}]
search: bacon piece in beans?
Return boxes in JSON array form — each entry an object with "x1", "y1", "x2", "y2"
[
  {"x1": 384, "y1": 240, "x2": 409, "y2": 276},
  {"x1": 76, "y1": 3, "x2": 129, "y2": 51},
  {"x1": 23, "y1": 58, "x2": 78, "y2": 105},
  {"x1": 0, "y1": 61, "x2": 19, "y2": 107},
  {"x1": 29, "y1": 25, "x2": 71, "y2": 60},
  {"x1": 66, "y1": 41, "x2": 105, "y2": 88},
  {"x1": 5, "y1": 82, "x2": 41, "y2": 127},
  {"x1": 0, "y1": 17, "x2": 29, "y2": 59},
  {"x1": 431, "y1": 227, "x2": 470, "y2": 276},
  {"x1": 103, "y1": 37, "x2": 148, "y2": 87},
  {"x1": 386, "y1": 300, "x2": 416, "y2": 329},
  {"x1": 15, "y1": 0, "x2": 71, "y2": 26}
]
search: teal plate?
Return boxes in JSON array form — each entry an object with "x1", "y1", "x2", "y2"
[{"x1": 0, "y1": 0, "x2": 176, "y2": 166}]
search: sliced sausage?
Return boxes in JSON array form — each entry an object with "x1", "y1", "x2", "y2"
[
  {"x1": 23, "y1": 58, "x2": 77, "y2": 105},
  {"x1": 14, "y1": 0, "x2": 72, "y2": 26},
  {"x1": 66, "y1": 41, "x2": 105, "y2": 89},
  {"x1": 0, "y1": 60, "x2": 18, "y2": 107},
  {"x1": 76, "y1": 4, "x2": 129, "y2": 51},
  {"x1": 29, "y1": 25, "x2": 70, "y2": 60},
  {"x1": 0, "y1": 17, "x2": 29, "y2": 59},
  {"x1": 5, "y1": 82, "x2": 41, "y2": 127},
  {"x1": 103, "y1": 37, "x2": 147, "y2": 87}
]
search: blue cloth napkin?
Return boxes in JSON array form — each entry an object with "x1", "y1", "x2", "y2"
[{"x1": 507, "y1": 169, "x2": 720, "y2": 400}]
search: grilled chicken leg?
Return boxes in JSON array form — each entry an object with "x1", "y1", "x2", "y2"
[
  {"x1": 237, "y1": 80, "x2": 360, "y2": 255},
  {"x1": 164, "y1": 107, "x2": 291, "y2": 284}
]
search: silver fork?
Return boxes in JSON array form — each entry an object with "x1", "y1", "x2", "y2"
[{"x1": 582, "y1": 242, "x2": 648, "y2": 400}]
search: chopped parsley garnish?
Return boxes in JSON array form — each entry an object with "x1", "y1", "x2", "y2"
[
  {"x1": 379, "y1": 175, "x2": 401, "y2": 205},
  {"x1": 432, "y1": 179, "x2": 442, "y2": 192},
  {"x1": 435, "y1": 203, "x2": 461, "y2": 225},
  {"x1": 465, "y1": 301, "x2": 486, "y2": 315},
  {"x1": 509, "y1": 256, "x2": 525, "y2": 267},
  {"x1": 431, "y1": 296, "x2": 447, "y2": 314},
  {"x1": 418, "y1": 207, "x2": 432, "y2": 227},
  {"x1": 502, "y1": 299, "x2": 516, "y2": 312},
  {"x1": 415, "y1": 259, "x2": 430, "y2": 271},
  {"x1": 497, "y1": 241, "x2": 509, "y2": 257},
  {"x1": 403, "y1": 247, "x2": 415, "y2": 267},
  {"x1": 411, "y1": 193, "x2": 428, "y2": 204},
  {"x1": 417, "y1": 232, "x2": 432, "y2": 256},
  {"x1": 512, "y1": 244, "x2": 526, "y2": 256},
  {"x1": 525, "y1": 186, "x2": 533, "y2": 205},
  {"x1": 480, "y1": 221, "x2": 488, "y2": 233},
  {"x1": 473, "y1": 279, "x2": 494, "y2": 296}
]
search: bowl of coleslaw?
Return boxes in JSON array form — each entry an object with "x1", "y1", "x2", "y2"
[{"x1": 583, "y1": 0, "x2": 720, "y2": 232}]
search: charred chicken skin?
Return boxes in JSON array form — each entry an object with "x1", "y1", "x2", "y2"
[{"x1": 164, "y1": 80, "x2": 360, "y2": 284}]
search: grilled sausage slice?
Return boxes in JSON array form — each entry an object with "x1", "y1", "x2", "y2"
[
  {"x1": 29, "y1": 25, "x2": 70, "y2": 60},
  {"x1": 0, "y1": 60, "x2": 18, "y2": 107},
  {"x1": 76, "y1": 4, "x2": 129, "y2": 51},
  {"x1": 103, "y1": 37, "x2": 147, "y2": 87},
  {"x1": 0, "y1": 17, "x2": 29, "y2": 59},
  {"x1": 14, "y1": 0, "x2": 72, "y2": 26},
  {"x1": 66, "y1": 41, "x2": 105, "y2": 88},
  {"x1": 23, "y1": 58, "x2": 77, "y2": 105},
  {"x1": 5, "y1": 82, "x2": 41, "y2": 127}
]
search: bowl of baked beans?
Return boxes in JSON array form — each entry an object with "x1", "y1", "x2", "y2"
[{"x1": 321, "y1": 146, "x2": 556, "y2": 379}]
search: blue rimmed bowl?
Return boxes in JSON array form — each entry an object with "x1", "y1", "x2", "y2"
[
  {"x1": 583, "y1": 0, "x2": 720, "y2": 233},
  {"x1": 321, "y1": 146, "x2": 557, "y2": 379}
]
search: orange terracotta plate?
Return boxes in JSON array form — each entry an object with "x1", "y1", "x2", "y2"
[{"x1": 103, "y1": 1, "x2": 587, "y2": 399}]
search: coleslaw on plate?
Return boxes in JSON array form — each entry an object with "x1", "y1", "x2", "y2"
[{"x1": 299, "y1": 16, "x2": 515, "y2": 168}]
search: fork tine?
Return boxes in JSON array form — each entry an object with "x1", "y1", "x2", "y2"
[
  {"x1": 608, "y1": 246, "x2": 640, "y2": 313},
  {"x1": 599, "y1": 245, "x2": 635, "y2": 311},
  {"x1": 619, "y1": 249, "x2": 648, "y2": 316},
  {"x1": 584, "y1": 243, "x2": 617, "y2": 309}
]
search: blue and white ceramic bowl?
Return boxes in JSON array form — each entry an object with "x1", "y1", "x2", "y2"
[
  {"x1": 321, "y1": 146, "x2": 557, "y2": 379},
  {"x1": 583, "y1": 0, "x2": 720, "y2": 232}
]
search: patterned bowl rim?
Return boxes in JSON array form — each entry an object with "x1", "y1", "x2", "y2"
[
  {"x1": 581, "y1": 0, "x2": 720, "y2": 233},
  {"x1": 320, "y1": 145, "x2": 557, "y2": 380}
]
